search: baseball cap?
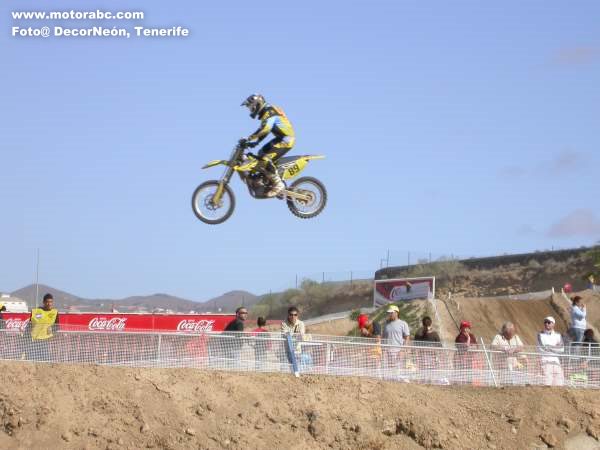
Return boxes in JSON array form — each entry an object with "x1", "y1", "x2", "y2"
[
  {"x1": 386, "y1": 305, "x2": 400, "y2": 313},
  {"x1": 357, "y1": 314, "x2": 369, "y2": 328},
  {"x1": 544, "y1": 316, "x2": 555, "y2": 324},
  {"x1": 460, "y1": 320, "x2": 472, "y2": 329}
]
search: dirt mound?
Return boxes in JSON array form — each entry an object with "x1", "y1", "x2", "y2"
[
  {"x1": 438, "y1": 296, "x2": 568, "y2": 345},
  {"x1": 1, "y1": 362, "x2": 600, "y2": 450}
]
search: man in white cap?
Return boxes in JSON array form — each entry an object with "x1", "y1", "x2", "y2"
[
  {"x1": 382, "y1": 305, "x2": 411, "y2": 372},
  {"x1": 536, "y1": 316, "x2": 564, "y2": 386}
]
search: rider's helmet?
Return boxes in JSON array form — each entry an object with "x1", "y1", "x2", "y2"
[{"x1": 241, "y1": 94, "x2": 266, "y2": 119}]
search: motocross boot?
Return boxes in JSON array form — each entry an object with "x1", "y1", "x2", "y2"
[{"x1": 265, "y1": 170, "x2": 285, "y2": 198}]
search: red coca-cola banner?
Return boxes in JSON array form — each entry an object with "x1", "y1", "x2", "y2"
[{"x1": 0, "y1": 312, "x2": 235, "y2": 333}]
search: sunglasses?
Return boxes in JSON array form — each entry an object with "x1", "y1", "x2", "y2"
[{"x1": 288, "y1": 313, "x2": 298, "y2": 316}]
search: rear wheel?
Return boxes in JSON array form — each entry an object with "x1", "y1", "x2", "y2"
[
  {"x1": 286, "y1": 176, "x2": 327, "y2": 219},
  {"x1": 191, "y1": 181, "x2": 236, "y2": 225}
]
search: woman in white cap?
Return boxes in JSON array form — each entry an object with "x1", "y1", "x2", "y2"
[{"x1": 536, "y1": 316, "x2": 564, "y2": 386}]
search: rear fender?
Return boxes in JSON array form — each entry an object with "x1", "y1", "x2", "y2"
[{"x1": 280, "y1": 155, "x2": 325, "y2": 180}]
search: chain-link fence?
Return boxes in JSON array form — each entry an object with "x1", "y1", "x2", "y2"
[{"x1": 2, "y1": 328, "x2": 599, "y2": 389}]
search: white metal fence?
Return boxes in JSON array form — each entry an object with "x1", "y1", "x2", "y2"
[{"x1": 1, "y1": 328, "x2": 598, "y2": 389}]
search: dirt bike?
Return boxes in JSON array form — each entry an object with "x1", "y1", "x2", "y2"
[{"x1": 191, "y1": 139, "x2": 327, "y2": 224}]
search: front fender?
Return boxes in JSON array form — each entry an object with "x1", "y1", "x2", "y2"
[{"x1": 202, "y1": 160, "x2": 229, "y2": 169}]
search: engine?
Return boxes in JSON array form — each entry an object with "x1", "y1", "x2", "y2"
[{"x1": 245, "y1": 172, "x2": 271, "y2": 198}]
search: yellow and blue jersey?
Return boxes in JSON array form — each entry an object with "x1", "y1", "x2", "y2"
[{"x1": 249, "y1": 104, "x2": 295, "y2": 142}]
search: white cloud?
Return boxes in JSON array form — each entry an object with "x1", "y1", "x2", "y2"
[{"x1": 547, "y1": 209, "x2": 600, "y2": 238}]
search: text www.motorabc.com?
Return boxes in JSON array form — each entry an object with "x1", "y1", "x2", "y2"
[{"x1": 12, "y1": 10, "x2": 144, "y2": 20}]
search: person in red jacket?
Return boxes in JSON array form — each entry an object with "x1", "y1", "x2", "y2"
[{"x1": 454, "y1": 321, "x2": 478, "y2": 384}]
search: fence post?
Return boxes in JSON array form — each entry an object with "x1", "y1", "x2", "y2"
[
  {"x1": 325, "y1": 342, "x2": 331, "y2": 375},
  {"x1": 479, "y1": 338, "x2": 497, "y2": 387},
  {"x1": 157, "y1": 334, "x2": 162, "y2": 364}
]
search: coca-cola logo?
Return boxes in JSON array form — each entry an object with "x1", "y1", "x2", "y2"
[
  {"x1": 176, "y1": 319, "x2": 215, "y2": 333},
  {"x1": 88, "y1": 317, "x2": 128, "y2": 331},
  {"x1": 5, "y1": 318, "x2": 29, "y2": 332}
]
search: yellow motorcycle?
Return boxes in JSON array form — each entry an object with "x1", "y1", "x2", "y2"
[{"x1": 192, "y1": 139, "x2": 327, "y2": 224}]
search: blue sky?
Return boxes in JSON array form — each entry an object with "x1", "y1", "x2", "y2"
[{"x1": 1, "y1": 1, "x2": 599, "y2": 302}]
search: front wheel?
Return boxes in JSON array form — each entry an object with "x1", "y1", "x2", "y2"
[
  {"x1": 191, "y1": 181, "x2": 236, "y2": 225},
  {"x1": 287, "y1": 176, "x2": 327, "y2": 219}
]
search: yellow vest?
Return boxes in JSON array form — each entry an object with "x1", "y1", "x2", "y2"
[{"x1": 30, "y1": 308, "x2": 58, "y2": 340}]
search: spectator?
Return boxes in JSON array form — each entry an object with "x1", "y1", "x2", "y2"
[
  {"x1": 222, "y1": 307, "x2": 248, "y2": 365},
  {"x1": 280, "y1": 306, "x2": 305, "y2": 335},
  {"x1": 25, "y1": 293, "x2": 59, "y2": 362},
  {"x1": 382, "y1": 305, "x2": 410, "y2": 371},
  {"x1": 570, "y1": 296, "x2": 586, "y2": 343},
  {"x1": 413, "y1": 316, "x2": 442, "y2": 377},
  {"x1": 414, "y1": 316, "x2": 441, "y2": 345},
  {"x1": 357, "y1": 313, "x2": 382, "y2": 368},
  {"x1": 224, "y1": 307, "x2": 248, "y2": 332},
  {"x1": 455, "y1": 320, "x2": 476, "y2": 349},
  {"x1": 491, "y1": 322, "x2": 525, "y2": 371},
  {"x1": 280, "y1": 306, "x2": 305, "y2": 373},
  {"x1": 453, "y1": 321, "x2": 479, "y2": 384},
  {"x1": 357, "y1": 314, "x2": 382, "y2": 340},
  {"x1": 537, "y1": 316, "x2": 565, "y2": 386},
  {"x1": 252, "y1": 317, "x2": 271, "y2": 370},
  {"x1": 586, "y1": 273, "x2": 595, "y2": 291},
  {"x1": 0, "y1": 303, "x2": 6, "y2": 330},
  {"x1": 582, "y1": 329, "x2": 600, "y2": 384}
]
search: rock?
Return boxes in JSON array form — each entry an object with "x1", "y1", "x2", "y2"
[
  {"x1": 88, "y1": 428, "x2": 99, "y2": 437},
  {"x1": 486, "y1": 432, "x2": 493, "y2": 441},
  {"x1": 306, "y1": 410, "x2": 319, "y2": 422},
  {"x1": 134, "y1": 374, "x2": 141, "y2": 381},
  {"x1": 205, "y1": 404, "x2": 213, "y2": 412},
  {"x1": 488, "y1": 444, "x2": 497, "y2": 450},
  {"x1": 351, "y1": 424, "x2": 361, "y2": 433},
  {"x1": 253, "y1": 402, "x2": 261, "y2": 408},
  {"x1": 564, "y1": 433, "x2": 600, "y2": 450},
  {"x1": 586, "y1": 426, "x2": 599, "y2": 440},
  {"x1": 140, "y1": 423, "x2": 150, "y2": 434},
  {"x1": 512, "y1": 427, "x2": 518, "y2": 435},
  {"x1": 185, "y1": 428, "x2": 196, "y2": 436},
  {"x1": 117, "y1": 438, "x2": 124, "y2": 445},
  {"x1": 254, "y1": 423, "x2": 264, "y2": 430},
  {"x1": 559, "y1": 417, "x2": 575, "y2": 432},
  {"x1": 508, "y1": 416, "x2": 523, "y2": 427},
  {"x1": 308, "y1": 421, "x2": 322, "y2": 438},
  {"x1": 382, "y1": 420, "x2": 396, "y2": 437},
  {"x1": 540, "y1": 432, "x2": 559, "y2": 448},
  {"x1": 195, "y1": 408, "x2": 204, "y2": 417},
  {"x1": 61, "y1": 432, "x2": 73, "y2": 442}
]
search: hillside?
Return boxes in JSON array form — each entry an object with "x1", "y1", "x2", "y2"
[
  {"x1": 195, "y1": 290, "x2": 259, "y2": 312},
  {"x1": 7, "y1": 284, "x2": 256, "y2": 313},
  {"x1": 377, "y1": 247, "x2": 596, "y2": 298}
]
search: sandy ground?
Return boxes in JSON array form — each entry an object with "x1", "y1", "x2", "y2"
[
  {"x1": 305, "y1": 318, "x2": 357, "y2": 336},
  {"x1": 1, "y1": 362, "x2": 600, "y2": 450}
]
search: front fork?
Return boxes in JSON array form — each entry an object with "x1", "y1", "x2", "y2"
[{"x1": 212, "y1": 166, "x2": 234, "y2": 205}]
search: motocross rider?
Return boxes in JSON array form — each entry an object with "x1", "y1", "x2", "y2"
[{"x1": 241, "y1": 94, "x2": 296, "y2": 197}]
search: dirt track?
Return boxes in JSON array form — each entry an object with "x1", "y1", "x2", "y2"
[
  {"x1": 443, "y1": 296, "x2": 569, "y2": 345},
  {"x1": 1, "y1": 362, "x2": 600, "y2": 450}
]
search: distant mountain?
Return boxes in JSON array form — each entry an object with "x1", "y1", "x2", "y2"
[
  {"x1": 7, "y1": 285, "x2": 257, "y2": 313},
  {"x1": 195, "y1": 290, "x2": 259, "y2": 312},
  {"x1": 10, "y1": 284, "x2": 84, "y2": 308}
]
